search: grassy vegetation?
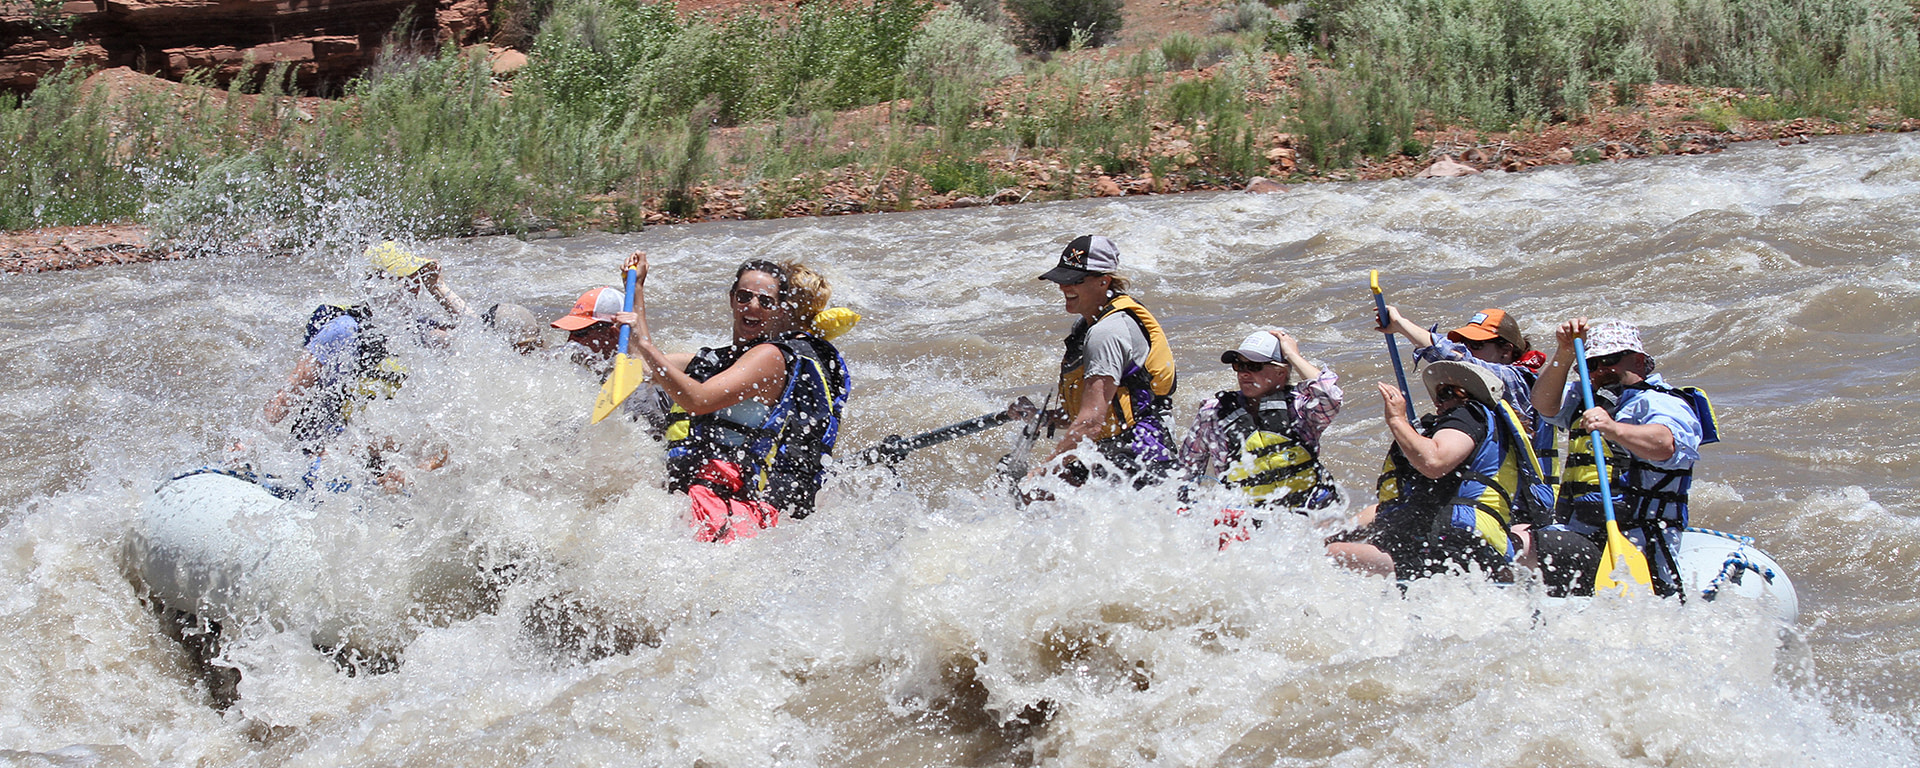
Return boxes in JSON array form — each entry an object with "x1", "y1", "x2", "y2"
[{"x1": 2, "y1": 0, "x2": 1917, "y2": 250}]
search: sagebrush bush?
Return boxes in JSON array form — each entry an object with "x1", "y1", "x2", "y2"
[
  {"x1": 1213, "y1": 1, "x2": 1277, "y2": 34},
  {"x1": 903, "y1": 7, "x2": 1020, "y2": 133},
  {"x1": 1005, "y1": 0, "x2": 1124, "y2": 52}
]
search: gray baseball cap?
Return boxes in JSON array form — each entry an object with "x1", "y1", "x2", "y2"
[{"x1": 1038, "y1": 234, "x2": 1120, "y2": 284}]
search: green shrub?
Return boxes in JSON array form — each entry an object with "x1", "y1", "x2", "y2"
[
  {"x1": 1213, "y1": 1, "x2": 1277, "y2": 34},
  {"x1": 903, "y1": 7, "x2": 1020, "y2": 134},
  {"x1": 1160, "y1": 32, "x2": 1203, "y2": 71},
  {"x1": 1005, "y1": 0, "x2": 1124, "y2": 52}
]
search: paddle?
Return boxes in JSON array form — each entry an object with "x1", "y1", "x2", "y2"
[
  {"x1": 1370, "y1": 270, "x2": 1416, "y2": 422},
  {"x1": 590, "y1": 268, "x2": 645, "y2": 424},
  {"x1": 999, "y1": 391, "x2": 1053, "y2": 482},
  {"x1": 859, "y1": 407, "x2": 1024, "y2": 466},
  {"x1": 1574, "y1": 336, "x2": 1654, "y2": 592}
]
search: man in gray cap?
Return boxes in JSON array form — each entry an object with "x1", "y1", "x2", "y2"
[
  {"x1": 1530, "y1": 318, "x2": 1710, "y2": 595},
  {"x1": 1030, "y1": 234, "x2": 1179, "y2": 488}
]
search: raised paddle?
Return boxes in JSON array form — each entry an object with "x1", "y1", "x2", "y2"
[
  {"x1": 859, "y1": 407, "x2": 1024, "y2": 466},
  {"x1": 1370, "y1": 270, "x2": 1416, "y2": 422},
  {"x1": 1575, "y1": 336, "x2": 1655, "y2": 592},
  {"x1": 591, "y1": 268, "x2": 645, "y2": 424}
]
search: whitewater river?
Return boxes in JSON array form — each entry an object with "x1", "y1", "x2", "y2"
[{"x1": 4, "y1": 133, "x2": 1920, "y2": 765}]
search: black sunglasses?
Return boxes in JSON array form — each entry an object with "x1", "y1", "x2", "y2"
[
  {"x1": 1229, "y1": 360, "x2": 1267, "y2": 373},
  {"x1": 1466, "y1": 337, "x2": 1511, "y2": 350},
  {"x1": 1587, "y1": 351, "x2": 1629, "y2": 368},
  {"x1": 731, "y1": 288, "x2": 780, "y2": 309}
]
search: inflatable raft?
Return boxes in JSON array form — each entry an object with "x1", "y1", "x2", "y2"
[
  {"x1": 125, "y1": 469, "x2": 484, "y2": 656},
  {"x1": 1671, "y1": 527, "x2": 1799, "y2": 623}
]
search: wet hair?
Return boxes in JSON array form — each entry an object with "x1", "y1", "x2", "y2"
[
  {"x1": 780, "y1": 260, "x2": 832, "y2": 321},
  {"x1": 733, "y1": 258, "x2": 831, "y2": 322}
]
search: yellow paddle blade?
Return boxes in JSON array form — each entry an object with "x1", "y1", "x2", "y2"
[
  {"x1": 1594, "y1": 520, "x2": 1655, "y2": 593},
  {"x1": 591, "y1": 353, "x2": 646, "y2": 424},
  {"x1": 1370, "y1": 270, "x2": 1382, "y2": 294}
]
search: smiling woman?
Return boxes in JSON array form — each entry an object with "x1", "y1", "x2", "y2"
[{"x1": 620, "y1": 251, "x2": 853, "y2": 541}]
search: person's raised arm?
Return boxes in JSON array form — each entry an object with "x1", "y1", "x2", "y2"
[
  {"x1": 1376, "y1": 304, "x2": 1435, "y2": 349},
  {"x1": 1379, "y1": 382, "x2": 1473, "y2": 478},
  {"x1": 1273, "y1": 328, "x2": 1319, "y2": 381},
  {"x1": 621, "y1": 251, "x2": 786, "y2": 415},
  {"x1": 1531, "y1": 317, "x2": 1586, "y2": 418}
]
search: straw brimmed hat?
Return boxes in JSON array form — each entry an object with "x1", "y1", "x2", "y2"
[{"x1": 1422, "y1": 360, "x2": 1504, "y2": 407}]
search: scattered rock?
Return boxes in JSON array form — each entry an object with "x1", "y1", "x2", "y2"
[
  {"x1": 1243, "y1": 177, "x2": 1286, "y2": 194},
  {"x1": 1415, "y1": 156, "x2": 1481, "y2": 178},
  {"x1": 948, "y1": 196, "x2": 987, "y2": 208},
  {"x1": 489, "y1": 48, "x2": 529, "y2": 76},
  {"x1": 1549, "y1": 147, "x2": 1575, "y2": 164},
  {"x1": 1091, "y1": 176, "x2": 1124, "y2": 197}
]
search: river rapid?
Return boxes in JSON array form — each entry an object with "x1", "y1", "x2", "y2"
[{"x1": 4, "y1": 134, "x2": 1920, "y2": 766}]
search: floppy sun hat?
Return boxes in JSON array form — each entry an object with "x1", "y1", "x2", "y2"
[
  {"x1": 1583, "y1": 319, "x2": 1646, "y2": 359},
  {"x1": 1422, "y1": 360, "x2": 1504, "y2": 408}
]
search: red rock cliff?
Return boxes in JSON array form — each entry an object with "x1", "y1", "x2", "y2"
[{"x1": 1, "y1": 0, "x2": 492, "y2": 94}]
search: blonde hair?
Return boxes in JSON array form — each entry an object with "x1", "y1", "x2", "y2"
[
  {"x1": 779, "y1": 259, "x2": 832, "y2": 322},
  {"x1": 1104, "y1": 273, "x2": 1131, "y2": 295}
]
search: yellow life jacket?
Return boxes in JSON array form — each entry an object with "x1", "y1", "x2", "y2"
[
  {"x1": 1057, "y1": 295, "x2": 1177, "y2": 441},
  {"x1": 1215, "y1": 390, "x2": 1339, "y2": 509},
  {"x1": 1376, "y1": 400, "x2": 1552, "y2": 557}
]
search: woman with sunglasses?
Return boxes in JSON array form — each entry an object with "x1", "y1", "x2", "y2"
[
  {"x1": 1325, "y1": 361, "x2": 1551, "y2": 580},
  {"x1": 616, "y1": 251, "x2": 852, "y2": 542},
  {"x1": 1528, "y1": 318, "x2": 1707, "y2": 596},
  {"x1": 1178, "y1": 329, "x2": 1344, "y2": 523},
  {"x1": 1373, "y1": 305, "x2": 1544, "y2": 425}
]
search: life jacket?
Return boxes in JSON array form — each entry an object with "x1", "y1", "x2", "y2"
[
  {"x1": 1375, "y1": 400, "x2": 1554, "y2": 559},
  {"x1": 1057, "y1": 294, "x2": 1177, "y2": 442},
  {"x1": 663, "y1": 333, "x2": 851, "y2": 519},
  {"x1": 290, "y1": 303, "x2": 406, "y2": 444},
  {"x1": 1558, "y1": 381, "x2": 1716, "y2": 529},
  {"x1": 1213, "y1": 389, "x2": 1339, "y2": 510}
]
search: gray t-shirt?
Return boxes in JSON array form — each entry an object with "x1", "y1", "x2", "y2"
[{"x1": 1081, "y1": 310, "x2": 1150, "y2": 383}]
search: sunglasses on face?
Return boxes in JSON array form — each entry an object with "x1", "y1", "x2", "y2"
[
  {"x1": 1587, "y1": 351, "x2": 1629, "y2": 368},
  {"x1": 1466, "y1": 338, "x2": 1510, "y2": 351},
  {"x1": 1437, "y1": 384, "x2": 1470, "y2": 402},
  {"x1": 731, "y1": 289, "x2": 781, "y2": 309},
  {"x1": 1229, "y1": 360, "x2": 1268, "y2": 373}
]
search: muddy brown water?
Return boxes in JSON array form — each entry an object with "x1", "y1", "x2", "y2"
[{"x1": 2, "y1": 134, "x2": 1917, "y2": 764}]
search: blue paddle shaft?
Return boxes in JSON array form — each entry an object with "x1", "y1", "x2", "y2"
[
  {"x1": 1573, "y1": 337, "x2": 1621, "y2": 526},
  {"x1": 617, "y1": 268, "x2": 637, "y2": 354},
  {"x1": 1373, "y1": 292, "x2": 1416, "y2": 422}
]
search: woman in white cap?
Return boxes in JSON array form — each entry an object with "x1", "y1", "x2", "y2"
[
  {"x1": 616, "y1": 252, "x2": 854, "y2": 541},
  {"x1": 1178, "y1": 329, "x2": 1344, "y2": 517},
  {"x1": 1326, "y1": 361, "x2": 1551, "y2": 580},
  {"x1": 1032, "y1": 234, "x2": 1179, "y2": 488}
]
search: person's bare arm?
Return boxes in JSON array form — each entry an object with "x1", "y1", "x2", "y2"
[
  {"x1": 1045, "y1": 375, "x2": 1118, "y2": 462},
  {"x1": 263, "y1": 353, "x2": 320, "y2": 425},
  {"x1": 1379, "y1": 382, "x2": 1474, "y2": 478}
]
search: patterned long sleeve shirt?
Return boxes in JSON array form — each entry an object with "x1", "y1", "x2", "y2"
[{"x1": 1179, "y1": 367, "x2": 1343, "y2": 479}]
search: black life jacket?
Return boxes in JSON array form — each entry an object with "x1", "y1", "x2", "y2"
[
  {"x1": 1213, "y1": 389, "x2": 1339, "y2": 510},
  {"x1": 290, "y1": 303, "x2": 405, "y2": 444},
  {"x1": 1375, "y1": 400, "x2": 1553, "y2": 559},
  {"x1": 664, "y1": 333, "x2": 851, "y2": 519}
]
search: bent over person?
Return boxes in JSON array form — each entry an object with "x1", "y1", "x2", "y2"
[
  {"x1": 1179, "y1": 329, "x2": 1343, "y2": 514},
  {"x1": 618, "y1": 252, "x2": 852, "y2": 543},
  {"x1": 1032, "y1": 234, "x2": 1178, "y2": 488},
  {"x1": 1529, "y1": 319, "x2": 1708, "y2": 595},
  {"x1": 1326, "y1": 361, "x2": 1550, "y2": 580}
]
